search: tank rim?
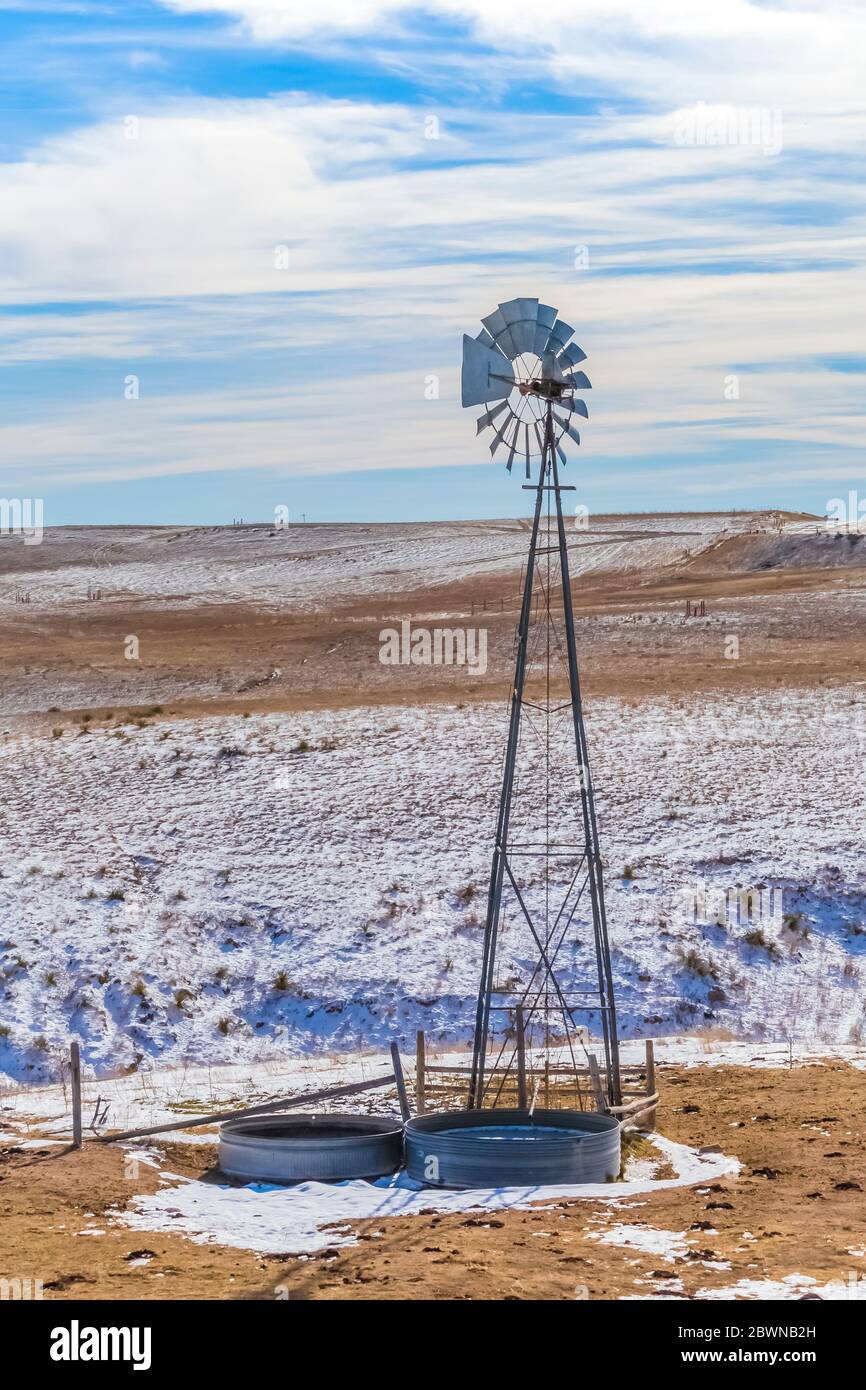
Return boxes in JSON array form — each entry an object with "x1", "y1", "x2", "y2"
[{"x1": 220, "y1": 1112, "x2": 404, "y2": 1143}]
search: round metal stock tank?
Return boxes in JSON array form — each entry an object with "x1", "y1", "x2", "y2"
[
  {"x1": 218, "y1": 1113, "x2": 404, "y2": 1185},
  {"x1": 403, "y1": 1108, "x2": 621, "y2": 1189}
]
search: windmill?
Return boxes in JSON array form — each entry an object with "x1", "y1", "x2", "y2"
[{"x1": 461, "y1": 297, "x2": 621, "y2": 1110}]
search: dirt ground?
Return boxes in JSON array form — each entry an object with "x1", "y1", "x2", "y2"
[
  {"x1": 3, "y1": 517, "x2": 866, "y2": 723},
  {"x1": 2, "y1": 1061, "x2": 863, "y2": 1301},
  {"x1": 4, "y1": 564, "x2": 866, "y2": 730}
]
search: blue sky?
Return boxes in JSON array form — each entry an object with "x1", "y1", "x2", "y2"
[{"x1": 0, "y1": 0, "x2": 864, "y2": 524}]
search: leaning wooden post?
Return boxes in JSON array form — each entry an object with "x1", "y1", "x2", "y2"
[
  {"x1": 587, "y1": 1053, "x2": 606, "y2": 1113},
  {"x1": 415, "y1": 1031, "x2": 426, "y2": 1115},
  {"x1": 96, "y1": 1073, "x2": 395, "y2": 1144},
  {"x1": 645, "y1": 1039, "x2": 656, "y2": 1097},
  {"x1": 515, "y1": 1006, "x2": 528, "y2": 1110},
  {"x1": 390, "y1": 1041, "x2": 411, "y2": 1122},
  {"x1": 70, "y1": 1041, "x2": 83, "y2": 1149}
]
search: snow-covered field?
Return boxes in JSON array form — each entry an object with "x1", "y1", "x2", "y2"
[
  {"x1": 1, "y1": 684, "x2": 864, "y2": 1084},
  {"x1": 0, "y1": 513, "x2": 767, "y2": 612}
]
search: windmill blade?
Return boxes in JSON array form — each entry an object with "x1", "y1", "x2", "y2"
[
  {"x1": 532, "y1": 303, "x2": 558, "y2": 356},
  {"x1": 556, "y1": 440, "x2": 567, "y2": 466},
  {"x1": 476, "y1": 327, "x2": 498, "y2": 349},
  {"x1": 481, "y1": 306, "x2": 507, "y2": 339},
  {"x1": 558, "y1": 343, "x2": 587, "y2": 370},
  {"x1": 489, "y1": 411, "x2": 514, "y2": 458},
  {"x1": 554, "y1": 411, "x2": 581, "y2": 446},
  {"x1": 543, "y1": 318, "x2": 575, "y2": 355},
  {"x1": 462, "y1": 334, "x2": 515, "y2": 407},
  {"x1": 475, "y1": 400, "x2": 510, "y2": 435},
  {"x1": 505, "y1": 419, "x2": 520, "y2": 472},
  {"x1": 565, "y1": 369, "x2": 592, "y2": 390},
  {"x1": 559, "y1": 397, "x2": 589, "y2": 419},
  {"x1": 524, "y1": 424, "x2": 531, "y2": 480},
  {"x1": 480, "y1": 306, "x2": 517, "y2": 360},
  {"x1": 533, "y1": 420, "x2": 546, "y2": 458},
  {"x1": 498, "y1": 297, "x2": 539, "y2": 357}
]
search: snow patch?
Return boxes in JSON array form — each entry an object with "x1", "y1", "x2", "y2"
[{"x1": 116, "y1": 1135, "x2": 737, "y2": 1257}]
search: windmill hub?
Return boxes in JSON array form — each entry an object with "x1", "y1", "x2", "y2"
[{"x1": 517, "y1": 375, "x2": 569, "y2": 401}]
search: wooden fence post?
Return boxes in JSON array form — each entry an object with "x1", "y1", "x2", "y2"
[
  {"x1": 645, "y1": 1039, "x2": 656, "y2": 1097},
  {"x1": 587, "y1": 1053, "x2": 606, "y2": 1113},
  {"x1": 415, "y1": 1031, "x2": 426, "y2": 1115},
  {"x1": 390, "y1": 1041, "x2": 411, "y2": 1122},
  {"x1": 515, "y1": 1006, "x2": 527, "y2": 1110},
  {"x1": 70, "y1": 1041, "x2": 82, "y2": 1149}
]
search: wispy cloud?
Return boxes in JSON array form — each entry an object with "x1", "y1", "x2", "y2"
[{"x1": 0, "y1": 0, "x2": 863, "y2": 515}]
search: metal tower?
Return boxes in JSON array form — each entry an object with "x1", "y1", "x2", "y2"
[{"x1": 460, "y1": 298, "x2": 621, "y2": 1111}]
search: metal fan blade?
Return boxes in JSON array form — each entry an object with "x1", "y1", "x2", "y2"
[
  {"x1": 481, "y1": 306, "x2": 507, "y2": 339},
  {"x1": 558, "y1": 343, "x2": 587, "y2": 369},
  {"x1": 532, "y1": 303, "x2": 558, "y2": 356},
  {"x1": 565, "y1": 369, "x2": 592, "y2": 390},
  {"x1": 524, "y1": 424, "x2": 531, "y2": 479},
  {"x1": 533, "y1": 420, "x2": 546, "y2": 458},
  {"x1": 461, "y1": 334, "x2": 515, "y2": 407},
  {"x1": 489, "y1": 411, "x2": 514, "y2": 458},
  {"x1": 543, "y1": 318, "x2": 575, "y2": 355},
  {"x1": 498, "y1": 297, "x2": 539, "y2": 357},
  {"x1": 480, "y1": 307, "x2": 516, "y2": 360},
  {"x1": 475, "y1": 400, "x2": 510, "y2": 435},
  {"x1": 554, "y1": 412, "x2": 581, "y2": 446},
  {"x1": 506, "y1": 422, "x2": 520, "y2": 472},
  {"x1": 476, "y1": 327, "x2": 497, "y2": 349},
  {"x1": 560, "y1": 397, "x2": 589, "y2": 419},
  {"x1": 556, "y1": 441, "x2": 567, "y2": 466}
]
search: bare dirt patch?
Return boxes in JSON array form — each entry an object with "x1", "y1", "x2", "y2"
[
  {"x1": 3, "y1": 515, "x2": 866, "y2": 721},
  {"x1": 0, "y1": 1139, "x2": 268, "y2": 1300},
  {"x1": 2, "y1": 1062, "x2": 863, "y2": 1300},
  {"x1": 275, "y1": 1062, "x2": 866, "y2": 1301}
]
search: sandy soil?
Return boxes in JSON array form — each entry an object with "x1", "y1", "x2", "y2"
[{"x1": 2, "y1": 1061, "x2": 863, "y2": 1301}]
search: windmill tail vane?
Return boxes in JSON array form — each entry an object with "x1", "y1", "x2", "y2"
[{"x1": 460, "y1": 298, "x2": 621, "y2": 1112}]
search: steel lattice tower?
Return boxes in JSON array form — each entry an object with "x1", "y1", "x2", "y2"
[{"x1": 460, "y1": 298, "x2": 621, "y2": 1110}]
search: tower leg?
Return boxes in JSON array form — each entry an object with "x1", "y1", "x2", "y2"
[
  {"x1": 468, "y1": 451, "x2": 547, "y2": 1108},
  {"x1": 548, "y1": 417, "x2": 621, "y2": 1106}
]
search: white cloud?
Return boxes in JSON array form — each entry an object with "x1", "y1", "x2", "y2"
[
  {"x1": 0, "y1": 4, "x2": 863, "y2": 492},
  {"x1": 1, "y1": 94, "x2": 863, "y2": 308},
  {"x1": 161, "y1": 0, "x2": 408, "y2": 41},
  {"x1": 160, "y1": 0, "x2": 866, "y2": 115}
]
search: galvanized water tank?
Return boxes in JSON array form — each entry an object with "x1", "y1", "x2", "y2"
[
  {"x1": 219, "y1": 1113, "x2": 403, "y2": 1184},
  {"x1": 404, "y1": 1108, "x2": 621, "y2": 1188}
]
